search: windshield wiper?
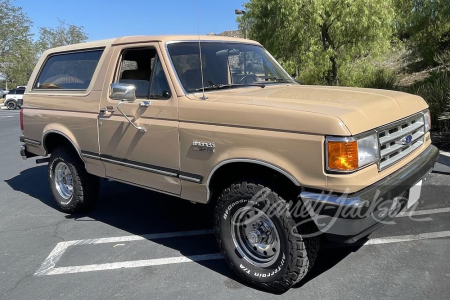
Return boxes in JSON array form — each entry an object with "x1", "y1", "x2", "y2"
[{"x1": 194, "y1": 83, "x2": 265, "y2": 92}]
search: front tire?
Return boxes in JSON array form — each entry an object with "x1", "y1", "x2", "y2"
[
  {"x1": 214, "y1": 181, "x2": 320, "y2": 293},
  {"x1": 48, "y1": 146, "x2": 99, "y2": 213}
]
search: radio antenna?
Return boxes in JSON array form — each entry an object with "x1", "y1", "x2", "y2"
[{"x1": 196, "y1": 0, "x2": 207, "y2": 100}]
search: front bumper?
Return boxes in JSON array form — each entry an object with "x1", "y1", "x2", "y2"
[{"x1": 300, "y1": 145, "x2": 440, "y2": 243}]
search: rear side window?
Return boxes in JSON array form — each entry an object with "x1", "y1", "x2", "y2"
[
  {"x1": 16, "y1": 89, "x2": 25, "y2": 95},
  {"x1": 34, "y1": 49, "x2": 103, "y2": 90}
]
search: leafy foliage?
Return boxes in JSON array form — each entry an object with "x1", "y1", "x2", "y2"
[
  {"x1": 395, "y1": 0, "x2": 450, "y2": 65},
  {"x1": 404, "y1": 71, "x2": 450, "y2": 127},
  {"x1": 0, "y1": 0, "x2": 34, "y2": 86},
  {"x1": 241, "y1": 0, "x2": 395, "y2": 85},
  {"x1": 0, "y1": 0, "x2": 88, "y2": 88},
  {"x1": 36, "y1": 20, "x2": 88, "y2": 54}
]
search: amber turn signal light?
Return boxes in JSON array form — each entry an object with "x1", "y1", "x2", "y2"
[{"x1": 327, "y1": 140, "x2": 358, "y2": 171}]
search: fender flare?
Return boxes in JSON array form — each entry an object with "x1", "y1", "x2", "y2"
[
  {"x1": 42, "y1": 129, "x2": 85, "y2": 163},
  {"x1": 206, "y1": 158, "x2": 301, "y2": 202}
]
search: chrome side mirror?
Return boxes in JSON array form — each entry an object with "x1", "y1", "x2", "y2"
[{"x1": 109, "y1": 83, "x2": 136, "y2": 102}]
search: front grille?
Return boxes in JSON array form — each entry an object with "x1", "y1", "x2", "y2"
[{"x1": 377, "y1": 114, "x2": 425, "y2": 170}]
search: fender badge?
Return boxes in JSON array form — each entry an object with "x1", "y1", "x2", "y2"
[{"x1": 192, "y1": 141, "x2": 215, "y2": 153}]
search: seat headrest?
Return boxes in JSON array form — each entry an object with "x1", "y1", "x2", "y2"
[{"x1": 122, "y1": 70, "x2": 151, "y2": 81}]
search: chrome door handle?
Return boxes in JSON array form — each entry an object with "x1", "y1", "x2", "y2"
[
  {"x1": 139, "y1": 101, "x2": 151, "y2": 107},
  {"x1": 100, "y1": 107, "x2": 115, "y2": 113}
]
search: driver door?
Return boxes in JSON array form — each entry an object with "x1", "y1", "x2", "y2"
[{"x1": 98, "y1": 43, "x2": 181, "y2": 195}]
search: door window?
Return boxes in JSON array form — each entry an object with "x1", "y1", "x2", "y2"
[{"x1": 115, "y1": 48, "x2": 171, "y2": 100}]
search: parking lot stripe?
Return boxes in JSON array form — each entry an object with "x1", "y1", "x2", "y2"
[
  {"x1": 35, "y1": 230, "x2": 450, "y2": 276},
  {"x1": 43, "y1": 253, "x2": 224, "y2": 276},
  {"x1": 34, "y1": 229, "x2": 215, "y2": 276},
  {"x1": 397, "y1": 207, "x2": 450, "y2": 217}
]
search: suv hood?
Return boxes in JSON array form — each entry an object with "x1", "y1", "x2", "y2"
[{"x1": 203, "y1": 85, "x2": 428, "y2": 135}]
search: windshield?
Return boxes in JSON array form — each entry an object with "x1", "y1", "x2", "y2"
[{"x1": 167, "y1": 42, "x2": 295, "y2": 93}]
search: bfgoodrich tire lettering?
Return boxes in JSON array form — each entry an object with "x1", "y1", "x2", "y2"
[
  {"x1": 214, "y1": 181, "x2": 320, "y2": 293},
  {"x1": 48, "y1": 146, "x2": 99, "y2": 213}
]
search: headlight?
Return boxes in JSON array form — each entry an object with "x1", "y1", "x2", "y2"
[
  {"x1": 423, "y1": 109, "x2": 431, "y2": 132},
  {"x1": 326, "y1": 133, "x2": 380, "y2": 172}
]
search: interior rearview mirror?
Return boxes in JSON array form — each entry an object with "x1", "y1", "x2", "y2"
[
  {"x1": 216, "y1": 49, "x2": 240, "y2": 57},
  {"x1": 110, "y1": 83, "x2": 136, "y2": 102}
]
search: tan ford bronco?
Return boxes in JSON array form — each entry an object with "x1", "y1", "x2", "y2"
[{"x1": 19, "y1": 35, "x2": 439, "y2": 292}]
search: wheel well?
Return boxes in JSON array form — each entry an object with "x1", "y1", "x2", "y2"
[
  {"x1": 208, "y1": 162, "x2": 301, "y2": 203},
  {"x1": 44, "y1": 132, "x2": 80, "y2": 157}
]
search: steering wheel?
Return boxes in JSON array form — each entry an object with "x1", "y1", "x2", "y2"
[{"x1": 238, "y1": 74, "x2": 258, "y2": 84}]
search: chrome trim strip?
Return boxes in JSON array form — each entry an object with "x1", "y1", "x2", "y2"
[
  {"x1": 23, "y1": 138, "x2": 41, "y2": 146},
  {"x1": 82, "y1": 151, "x2": 204, "y2": 183},
  {"x1": 179, "y1": 175, "x2": 202, "y2": 183},
  {"x1": 376, "y1": 111, "x2": 425, "y2": 132},
  {"x1": 300, "y1": 191, "x2": 364, "y2": 207},
  {"x1": 81, "y1": 153, "x2": 100, "y2": 160},
  {"x1": 206, "y1": 158, "x2": 300, "y2": 203},
  {"x1": 100, "y1": 156, "x2": 178, "y2": 177}
]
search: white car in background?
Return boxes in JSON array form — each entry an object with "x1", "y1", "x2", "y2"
[{"x1": 4, "y1": 88, "x2": 24, "y2": 110}]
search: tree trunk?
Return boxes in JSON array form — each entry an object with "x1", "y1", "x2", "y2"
[{"x1": 330, "y1": 56, "x2": 338, "y2": 85}]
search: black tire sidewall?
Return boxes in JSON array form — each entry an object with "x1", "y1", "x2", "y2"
[
  {"x1": 6, "y1": 101, "x2": 16, "y2": 110},
  {"x1": 48, "y1": 155, "x2": 77, "y2": 210},
  {"x1": 217, "y1": 191, "x2": 292, "y2": 284}
]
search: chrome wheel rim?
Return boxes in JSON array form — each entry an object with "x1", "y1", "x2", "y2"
[
  {"x1": 7, "y1": 102, "x2": 15, "y2": 109},
  {"x1": 231, "y1": 206, "x2": 280, "y2": 267},
  {"x1": 54, "y1": 162, "x2": 73, "y2": 202}
]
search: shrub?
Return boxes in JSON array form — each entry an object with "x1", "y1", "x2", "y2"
[
  {"x1": 361, "y1": 68, "x2": 397, "y2": 90},
  {"x1": 405, "y1": 71, "x2": 450, "y2": 129}
]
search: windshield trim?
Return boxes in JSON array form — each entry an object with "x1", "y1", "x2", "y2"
[{"x1": 164, "y1": 40, "x2": 296, "y2": 96}]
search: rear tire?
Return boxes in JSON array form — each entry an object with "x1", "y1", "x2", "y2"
[
  {"x1": 48, "y1": 146, "x2": 99, "y2": 213},
  {"x1": 214, "y1": 181, "x2": 320, "y2": 293},
  {"x1": 6, "y1": 100, "x2": 16, "y2": 110}
]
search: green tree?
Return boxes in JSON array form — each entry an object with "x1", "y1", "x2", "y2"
[
  {"x1": 0, "y1": 0, "x2": 34, "y2": 87},
  {"x1": 241, "y1": 0, "x2": 395, "y2": 85},
  {"x1": 395, "y1": 0, "x2": 450, "y2": 65},
  {"x1": 36, "y1": 20, "x2": 88, "y2": 53}
]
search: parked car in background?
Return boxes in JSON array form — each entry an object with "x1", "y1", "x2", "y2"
[
  {"x1": 4, "y1": 88, "x2": 24, "y2": 109},
  {"x1": 0, "y1": 89, "x2": 9, "y2": 98}
]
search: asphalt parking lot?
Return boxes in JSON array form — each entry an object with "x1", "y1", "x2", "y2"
[{"x1": 1, "y1": 109, "x2": 450, "y2": 300}]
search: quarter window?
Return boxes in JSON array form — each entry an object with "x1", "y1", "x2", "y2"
[
  {"x1": 149, "y1": 57, "x2": 171, "y2": 99},
  {"x1": 34, "y1": 49, "x2": 103, "y2": 90}
]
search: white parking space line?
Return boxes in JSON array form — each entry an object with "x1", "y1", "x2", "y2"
[
  {"x1": 0, "y1": 116, "x2": 14, "y2": 118},
  {"x1": 35, "y1": 228, "x2": 450, "y2": 276},
  {"x1": 397, "y1": 207, "x2": 450, "y2": 217},
  {"x1": 43, "y1": 253, "x2": 224, "y2": 276},
  {"x1": 34, "y1": 229, "x2": 214, "y2": 276}
]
